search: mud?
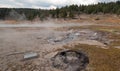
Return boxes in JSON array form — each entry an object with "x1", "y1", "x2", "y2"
[
  {"x1": 0, "y1": 23, "x2": 111, "y2": 71},
  {"x1": 51, "y1": 50, "x2": 89, "y2": 71},
  {"x1": 47, "y1": 29, "x2": 110, "y2": 46}
]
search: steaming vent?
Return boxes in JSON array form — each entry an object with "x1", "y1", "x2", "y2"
[{"x1": 51, "y1": 50, "x2": 89, "y2": 71}]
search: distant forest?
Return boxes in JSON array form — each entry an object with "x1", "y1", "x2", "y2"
[{"x1": 0, "y1": 1, "x2": 120, "y2": 20}]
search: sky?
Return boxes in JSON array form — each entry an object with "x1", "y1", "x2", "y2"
[{"x1": 0, "y1": 0, "x2": 119, "y2": 9}]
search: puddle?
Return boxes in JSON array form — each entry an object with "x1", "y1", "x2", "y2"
[{"x1": 47, "y1": 29, "x2": 110, "y2": 46}]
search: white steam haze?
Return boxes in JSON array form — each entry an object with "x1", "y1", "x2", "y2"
[
  {"x1": 0, "y1": 0, "x2": 119, "y2": 9},
  {"x1": 8, "y1": 10, "x2": 26, "y2": 20},
  {"x1": 0, "y1": 22, "x2": 93, "y2": 28}
]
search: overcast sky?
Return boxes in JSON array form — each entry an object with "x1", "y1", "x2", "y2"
[{"x1": 0, "y1": 0, "x2": 119, "y2": 9}]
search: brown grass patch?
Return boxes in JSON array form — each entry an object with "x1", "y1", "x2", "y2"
[{"x1": 63, "y1": 44, "x2": 120, "y2": 71}]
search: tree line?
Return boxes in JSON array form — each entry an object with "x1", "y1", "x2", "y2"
[{"x1": 0, "y1": 1, "x2": 120, "y2": 20}]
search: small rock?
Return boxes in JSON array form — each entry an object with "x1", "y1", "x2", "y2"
[{"x1": 23, "y1": 52, "x2": 39, "y2": 60}]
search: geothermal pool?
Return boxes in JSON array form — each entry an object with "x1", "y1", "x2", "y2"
[{"x1": 0, "y1": 23, "x2": 111, "y2": 71}]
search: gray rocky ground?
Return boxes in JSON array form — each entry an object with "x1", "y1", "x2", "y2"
[{"x1": 0, "y1": 23, "x2": 112, "y2": 71}]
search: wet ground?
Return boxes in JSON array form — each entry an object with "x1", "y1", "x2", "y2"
[{"x1": 0, "y1": 22, "x2": 119, "y2": 71}]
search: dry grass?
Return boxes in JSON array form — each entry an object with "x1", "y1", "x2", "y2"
[
  {"x1": 70, "y1": 25, "x2": 120, "y2": 31},
  {"x1": 4, "y1": 20, "x2": 18, "y2": 24},
  {"x1": 63, "y1": 44, "x2": 120, "y2": 71},
  {"x1": 70, "y1": 25, "x2": 120, "y2": 46},
  {"x1": 62, "y1": 24, "x2": 120, "y2": 71}
]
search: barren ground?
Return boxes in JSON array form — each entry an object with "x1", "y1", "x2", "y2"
[{"x1": 0, "y1": 14, "x2": 120, "y2": 71}]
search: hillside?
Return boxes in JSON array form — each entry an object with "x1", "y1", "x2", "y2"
[{"x1": 0, "y1": 1, "x2": 120, "y2": 21}]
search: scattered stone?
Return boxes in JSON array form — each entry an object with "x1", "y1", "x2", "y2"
[
  {"x1": 51, "y1": 50, "x2": 89, "y2": 71},
  {"x1": 23, "y1": 52, "x2": 39, "y2": 60},
  {"x1": 74, "y1": 32, "x2": 80, "y2": 36}
]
